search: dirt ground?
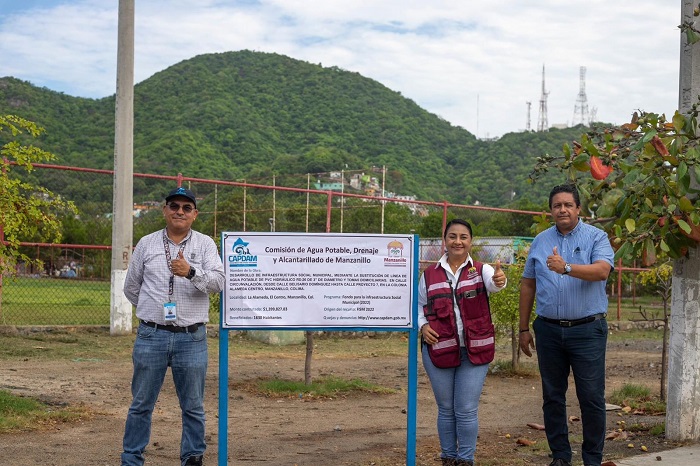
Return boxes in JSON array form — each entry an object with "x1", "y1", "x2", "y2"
[{"x1": 0, "y1": 328, "x2": 683, "y2": 466}]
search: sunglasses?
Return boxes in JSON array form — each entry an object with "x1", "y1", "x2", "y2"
[{"x1": 167, "y1": 202, "x2": 195, "y2": 213}]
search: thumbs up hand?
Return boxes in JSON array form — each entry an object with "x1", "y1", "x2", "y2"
[
  {"x1": 492, "y1": 260, "x2": 506, "y2": 288},
  {"x1": 171, "y1": 250, "x2": 190, "y2": 276},
  {"x1": 546, "y1": 247, "x2": 562, "y2": 273}
]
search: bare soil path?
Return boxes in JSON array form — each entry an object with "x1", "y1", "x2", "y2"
[{"x1": 0, "y1": 329, "x2": 680, "y2": 466}]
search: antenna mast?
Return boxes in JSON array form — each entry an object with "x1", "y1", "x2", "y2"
[
  {"x1": 526, "y1": 101, "x2": 532, "y2": 131},
  {"x1": 537, "y1": 65, "x2": 549, "y2": 132},
  {"x1": 572, "y1": 66, "x2": 590, "y2": 126},
  {"x1": 589, "y1": 106, "x2": 598, "y2": 125}
]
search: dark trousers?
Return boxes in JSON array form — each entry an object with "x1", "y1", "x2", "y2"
[{"x1": 533, "y1": 316, "x2": 608, "y2": 466}]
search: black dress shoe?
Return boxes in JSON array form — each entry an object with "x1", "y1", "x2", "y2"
[
  {"x1": 184, "y1": 455, "x2": 203, "y2": 466},
  {"x1": 549, "y1": 459, "x2": 571, "y2": 466}
]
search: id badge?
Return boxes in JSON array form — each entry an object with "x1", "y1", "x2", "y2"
[{"x1": 163, "y1": 302, "x2": 177, "y2": 322}]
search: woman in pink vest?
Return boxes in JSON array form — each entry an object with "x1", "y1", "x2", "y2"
[{"x1": 418, "y1": 219, "x2": 507, "y2": 466}]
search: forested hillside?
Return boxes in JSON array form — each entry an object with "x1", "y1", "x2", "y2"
[{"x1": 0, "y1": 50, "x2": 594, "y2": 214}]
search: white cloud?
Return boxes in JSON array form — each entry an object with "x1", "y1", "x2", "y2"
[{"x1": 0, "y1": 0, "x2": 682, "y2": 138}]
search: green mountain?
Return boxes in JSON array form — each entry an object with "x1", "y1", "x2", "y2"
[{"x1": 1, "y1": 50, "x2": 586, "y2": 212}]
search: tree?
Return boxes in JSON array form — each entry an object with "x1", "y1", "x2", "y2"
[
  {"x1": 489, "y1": 249, "x2": 530, "y2": 371},
  {"x1": 0, "y1": 115, "x2": 77, "y2": 276},
  {"x1": 530, "y1": 107, "x2": 700, "y2": 265},
  {"x1": 638, "y1": 261, "x2": 672, "y2": 401},
  {"x1": 528, "y1": 5, "x2": 700, "y2": 441},
  {"x1": 418, "y1": 211, "x2": 455, "y2": 238}
]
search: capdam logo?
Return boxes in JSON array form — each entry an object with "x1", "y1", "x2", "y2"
[{"x1": 229, "y1": 238, "x2": 257, "y2": 268}]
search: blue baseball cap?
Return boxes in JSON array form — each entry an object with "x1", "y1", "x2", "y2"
[{"x1": 165, "y1": 187, "x2": 197, "y2": 208}]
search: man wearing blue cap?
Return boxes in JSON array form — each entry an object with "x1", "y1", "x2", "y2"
[{"x1": 121, "y1": 187, "x2": 225, "y2": 466}]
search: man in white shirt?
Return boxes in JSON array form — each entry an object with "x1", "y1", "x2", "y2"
[{"x1": 121, "y1": 187, "x2": 224, "y2": 466}]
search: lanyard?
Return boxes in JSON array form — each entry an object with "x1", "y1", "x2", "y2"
[{"x1": 163, "y1": 230, "x2": 188, "y2": 300}]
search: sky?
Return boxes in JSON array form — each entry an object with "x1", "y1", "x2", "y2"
[{"x1": 0, "y1": 0, "x2": 685, "y2": 139}]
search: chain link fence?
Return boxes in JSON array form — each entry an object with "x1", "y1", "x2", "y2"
[
  {"x1": 2, "y1": 239, "x2": 524, "y2": 326},
  {"x1": 2, "y1": 165, "x2": 652, "y2": 326}
]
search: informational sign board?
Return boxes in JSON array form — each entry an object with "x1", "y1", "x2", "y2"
[
  {"x1": 218, "y1": 232, "x2": 420, "y2": 466},
  {"x1": 221, "y1": 232, "x2": 415, "y2": 329}
]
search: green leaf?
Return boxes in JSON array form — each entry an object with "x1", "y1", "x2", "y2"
[
  {"x1": 641, "y1": 129, "x2": 657, "y2": 143},
  {"x1": 623, "y1": 168, "x2": 641, "y2": 184},
  {"x1": 562, "y1": 143, "x2": 571, "y2": 158},
  {"x1": 619, "y1": 197, "x2": 632, "y2": 219},
  {"x1": 597, "y1": 204, "x2": 613, "y2": 219},
  {"x1": 603, "y1": 188, "x2": 625, "y2": 206},
  {"x1": 660, "y1": 239, "x2": 670, "y2": 252},
  {"x1": 678, "y1": 161, "x2": 691, "y2": 194},
  {"x1": 678, "y1": 218, "x2": 692, "y2": 234},
  {"x1": 584, "y1": 140, "x2": 600, "y2": 158},
  {"x1": 614, "y1": 242, "x2": 631, "y2": 261},
  {"x1": 578, "y1": 184, "x2": 591, "y2": 201},
  {"x1": 679, "y1": 196, "x2": 694, "y2": 213},
  {"x1": 665, "y1": 233, "x2": 689, "y2": 259},
  {"x1": 643, "y1": 237, "x2": 656, "y2": 265},
  {"x1": 625, "y1": 218, "x2": 636, "y2": 233},
  {"x1": 673, "y1": 111, "x2": 685, "y2": 133},
  {"x1": 691, "y1": 211, "x2": 700, "y2": 225},
  {"x1": 686, "y1": 28, "x2": 700, "y2": 45},
  {"x1": 572, "y1": 153, "x2": 591, "y2": 171}
]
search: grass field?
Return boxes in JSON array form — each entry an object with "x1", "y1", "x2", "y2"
[
  {"x1": 0, "y1": 276, "x2": 666, "y2": 326},
  {"x1": 1, "y1": 277, "x2": 111, "y2": 325},
  {"x1": 608, "y1": 294, "x2": 668, "y2": 321},
  {"x1": 0, "y1": 276, "x2": 223, "y2": 326}
]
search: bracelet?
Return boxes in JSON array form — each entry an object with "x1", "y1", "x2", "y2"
[{"x1": 519, "y1": 328, "x2": 530, "y2": 333}]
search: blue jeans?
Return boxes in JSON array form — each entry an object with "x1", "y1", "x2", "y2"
[
  {"x1": 534, "y1": 317, "x2": 608, "y2": 466},
  {"x1": 421, "y1": 345, "x2": 489, "y2": 462},
  {"x1": 121, "y1": 323, "x2": 208, "y2": 466}
]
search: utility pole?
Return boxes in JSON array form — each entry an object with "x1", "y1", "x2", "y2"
[
  {"x1": 381, "y1": 165, "x2": 386, "y2": 233},
  {"x1": 110, "y1": 0, "x2": 134, "y2": 336},
  {"x1": 666, "y1": 0, "x2": 700, "y2": 441}
]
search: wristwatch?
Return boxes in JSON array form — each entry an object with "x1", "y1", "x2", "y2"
[
  {"x1": 186, "y1": 266, "x2": 196, "y2": 279},
  {"x1": 563, "y1": 263, "x2": 572, "y2": 275}
]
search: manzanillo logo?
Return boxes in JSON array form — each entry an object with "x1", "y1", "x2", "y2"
[
  {"x1": 229, "y1": 238, "x2": 257, "y2": 268},
  {"x1": 387, "y1": 240, "x2": 404, "y2": 257},
  {"x1": 384, "y1": 239, "x2": 407, "y2": 267}
]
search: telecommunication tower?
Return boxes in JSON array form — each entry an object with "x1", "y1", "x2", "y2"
[
  {"x1": 537, "y1": 65, "x2": 549, "y2": 132},
  {"x1": 525, "y1": 101, "x2": 532, "y2": 131},
  {"x1": 589, "y1": 106, "x2": 598, "y2": 125},
  {"x1": 572, "y1": 66, "x2": 590, "y2": 126}
]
